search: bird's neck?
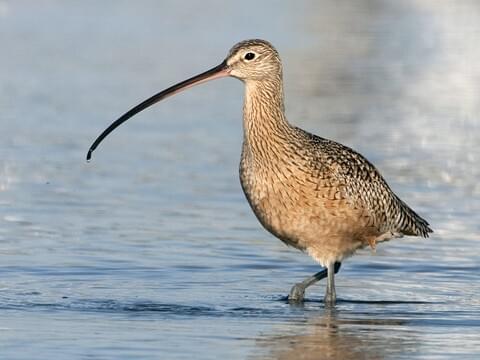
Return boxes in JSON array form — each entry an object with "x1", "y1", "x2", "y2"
[{"x1": 242, "y1": 79, "x2": 292, "y2": 158}]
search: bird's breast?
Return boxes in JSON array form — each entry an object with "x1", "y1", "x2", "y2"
[{"x1": 239, "y1": 147, "x2": 322, "y2": 249}]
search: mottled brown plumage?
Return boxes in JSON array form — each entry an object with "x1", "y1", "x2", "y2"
[
  {"x1": 87, "y1": 39, "x2": 432, "y2": 306},
  {"x1": 231, "y1": 40, "x2": 432, "y2": 304}
]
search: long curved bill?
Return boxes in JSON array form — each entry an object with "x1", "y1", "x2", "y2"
[{"x1": 86, "y1": 60, "x2": 230, "y2": 161}]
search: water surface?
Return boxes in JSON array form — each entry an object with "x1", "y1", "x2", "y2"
[{"x1": 1, "y1": 1, "x2": 479, "y2": 359}]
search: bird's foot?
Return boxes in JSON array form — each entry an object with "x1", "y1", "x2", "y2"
[
  {"x1": 288, "y1": 283, "x2": 306, "y2": 303},
  {"x1": 323, "y1": 292, "x2": 336, "y2": 307}
]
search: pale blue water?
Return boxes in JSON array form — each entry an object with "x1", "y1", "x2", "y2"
[{"x1": 1, "y1": 1, "x2": 479, "y2": 359}]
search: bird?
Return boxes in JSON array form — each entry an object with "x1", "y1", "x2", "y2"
[{"x1": 87, "y1": 39, "x2": 432, "y2": 306}]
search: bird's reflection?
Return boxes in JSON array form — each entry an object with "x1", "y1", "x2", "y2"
[{"x1": 252, "y1": 308, "x2": 413, "y2": 360}]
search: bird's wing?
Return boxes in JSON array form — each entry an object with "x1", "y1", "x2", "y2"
[{"x1": 307, "y1": 134, "x2": 432, "y2": 237}]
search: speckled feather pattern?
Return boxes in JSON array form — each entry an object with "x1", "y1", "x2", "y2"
[{"x1": 233, "y1": 40, "x2": 432, "y2": 267}]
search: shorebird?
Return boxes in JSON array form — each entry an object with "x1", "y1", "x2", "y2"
[{"x1": 87, "y1": 39, "x2": 432, "y2": 306}]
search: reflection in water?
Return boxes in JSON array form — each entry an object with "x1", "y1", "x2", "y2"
[{"x1": 254, "y1": 309, "x2": 411, "y2": 360}]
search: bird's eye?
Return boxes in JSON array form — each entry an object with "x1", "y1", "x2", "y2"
[{"x1": 244, "y1": 52, "x2": 256, "y2": 61}]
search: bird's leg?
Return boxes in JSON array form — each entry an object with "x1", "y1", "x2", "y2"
[
  {"x1": 288, "y1": 262, "x2": 341, "y2": 302},
  {"x1": 288, "y1": 269, "x2": 327, "y2": 302},
  {"x1": 324, "y1": 262, "x2": 337, "y2": 306}
]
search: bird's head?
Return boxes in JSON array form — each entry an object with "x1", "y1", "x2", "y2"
[{"x1": 225, "y1": 39, "x2": 282, "y2": 82}]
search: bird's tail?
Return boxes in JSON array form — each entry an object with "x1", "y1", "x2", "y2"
[{"x1": 394, "y1": 195, "x2": 433, "y2": 238}]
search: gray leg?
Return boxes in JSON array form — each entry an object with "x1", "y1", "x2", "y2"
[
  {"x1": 288, "y1": 262, "x2": 341, "y2": 302},
  {"x1": 324, "y1": 262, "x2": 337, "y2": 306}
]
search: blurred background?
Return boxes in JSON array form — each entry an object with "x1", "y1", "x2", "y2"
[{"x1": 0, "y1": 1, "x2": 479, "y2": 359}]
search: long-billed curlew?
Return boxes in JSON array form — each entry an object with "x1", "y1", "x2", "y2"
[{"x1": 87, "y1": 39, "x2": 432, "y2": 306}]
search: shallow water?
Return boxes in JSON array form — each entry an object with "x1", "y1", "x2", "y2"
[{"x1": 1, "y1": 0, "x2": 479, "y2": 359}]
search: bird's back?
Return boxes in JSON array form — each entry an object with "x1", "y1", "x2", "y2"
[{"x1": 297, "y1": 128, "x2": 433, "y2": 238}]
